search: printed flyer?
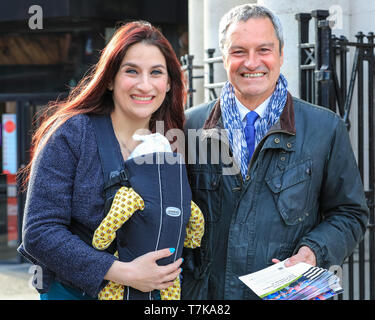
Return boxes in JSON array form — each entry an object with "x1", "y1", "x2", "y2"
[{"x1": 239, "y1": 261, "x2": 343, "y2": 300}]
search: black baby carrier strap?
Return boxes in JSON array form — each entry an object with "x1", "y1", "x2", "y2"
[
  {"x1": 73, "y1": 114, "x2": 128, "y2": 255},
  {"x1": 89, "y1": 114, "x2": 130, "y2": 213}
]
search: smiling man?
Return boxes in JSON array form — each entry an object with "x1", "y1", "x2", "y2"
[
  {"x1": 222, "y1": 16, "x2": 283, "y2": 108},
  {"x1": 182, "y1": 4, "x2": 368, "y2": 300}
]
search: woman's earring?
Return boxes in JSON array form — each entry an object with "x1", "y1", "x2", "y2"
[{"x1": 108, "y1": 82, "x2": 114, "y2": 92}]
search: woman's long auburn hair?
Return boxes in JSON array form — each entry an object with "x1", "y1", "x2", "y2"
[{"x1": 22, "y1": 21, "x2": 186, "y2": 184}]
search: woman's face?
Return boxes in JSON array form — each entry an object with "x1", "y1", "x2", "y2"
[{"x1": 109, "y1": 42, "x2": 170, "y2": 123}]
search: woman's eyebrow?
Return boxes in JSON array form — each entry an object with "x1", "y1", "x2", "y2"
[
  {"x1": 152, "y1": 64, "x2": 167, "y2": 69},
  {"x1": 120, "y1": 62, "x2": 167, "y2": 69}
]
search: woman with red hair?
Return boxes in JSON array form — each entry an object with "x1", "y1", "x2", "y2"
[{"x1": 18, "y1": 21, "x2": 189, "y2": 300}]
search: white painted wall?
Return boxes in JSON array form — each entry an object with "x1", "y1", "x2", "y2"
[
  {"x1": 350, "y1": 0, "x2": 375, "y2": 35},
  {"x1": 188, "y1": 0, "x2": 205, "y2": 105}
]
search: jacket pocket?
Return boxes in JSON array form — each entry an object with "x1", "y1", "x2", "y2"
[
  {"x1": 266, "y1": 159, "x2": 312, "y2": 225},
  {"x1": 188, "y1": 170, "x2": 222, "y2": 222}
]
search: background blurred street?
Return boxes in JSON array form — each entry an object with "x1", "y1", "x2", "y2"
[{"x1": 0, "y1": 263, "x2": 38, "y2": 300}]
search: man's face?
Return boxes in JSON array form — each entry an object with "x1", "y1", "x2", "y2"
[{"x1": 223, "y1": 17, "x2": 284, "y2": 109}]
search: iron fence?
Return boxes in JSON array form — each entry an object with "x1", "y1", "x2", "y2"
[
  {"x1": 296, "y1": 9, "x2": 375, "y2": 300},
  {"x1": 181, "y1": 49, "x2": 224, "y2": 109}
]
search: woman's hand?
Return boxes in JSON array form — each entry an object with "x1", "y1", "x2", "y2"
[{"x1": 104, "y1": 248, "x2": 183, "y2": 292}]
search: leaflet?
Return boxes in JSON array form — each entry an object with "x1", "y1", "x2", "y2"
[{"x1": 239, "y1": 261, "x2": 343, "y2": 300}]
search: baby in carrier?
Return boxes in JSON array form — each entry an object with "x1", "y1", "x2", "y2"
[{"x1": 92, "y1": 133, "x2": 204, "y2": 300}]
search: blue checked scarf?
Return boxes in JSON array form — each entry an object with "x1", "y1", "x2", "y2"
[{"x1": 220, "y1": 73, "x2": 288, "y2": 179}]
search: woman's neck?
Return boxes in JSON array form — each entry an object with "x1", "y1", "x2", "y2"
[
  {"x1": 110, "y1": 111, "x2": 151, "y2": 160},
  {"x1": 111, "y1": 107, "x2": 151, "y2": 134}
]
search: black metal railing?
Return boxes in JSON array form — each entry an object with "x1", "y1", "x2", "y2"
[
  {"x1": 180, "y1": 54, "x2": 204, "y2": 109},
  {"x1": 181, "y1": 49, "x2": 224, "y2": 108},
  {"x1": 296, "y1": 9, "x2": 375, "y2": 300}
]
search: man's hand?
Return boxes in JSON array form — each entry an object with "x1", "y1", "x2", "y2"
[{"x1": 272, "y1": 246, "x2": 316, "y2": 267}]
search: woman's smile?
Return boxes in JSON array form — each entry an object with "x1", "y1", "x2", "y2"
[
  {"x1": 109, "y1": 42, "x2": 170, "y2": 122},
  {"x1": 130, "y1": 94, "x2": 155, "y2": 103}
]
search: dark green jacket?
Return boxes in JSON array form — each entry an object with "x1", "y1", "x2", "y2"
[{"x1": 181, "y1": 93, "x2": 369, "y2": 300}]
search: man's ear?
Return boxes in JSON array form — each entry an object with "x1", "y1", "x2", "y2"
[{"x1": 222, "y1": 53, "x2": 227, "y2": 70}]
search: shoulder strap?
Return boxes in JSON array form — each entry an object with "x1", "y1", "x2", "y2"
[
  {"x1": 89, "y1": 114, "x2": 130, "y2": 212},
  {"x1": 70, "y1": 114, "x2": 125, "y2": 255},
  {"x1": 90, "y1": 114, "x2": 123, "y2": 180}
]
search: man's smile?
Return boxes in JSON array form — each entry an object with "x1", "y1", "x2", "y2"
[{"x1": 241, "y1": 72, "x2": 266, "y2": 78}]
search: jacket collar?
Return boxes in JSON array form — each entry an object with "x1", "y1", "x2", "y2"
[{"x1": 202, "y1": 91, "x2": 296, "y2": 136}]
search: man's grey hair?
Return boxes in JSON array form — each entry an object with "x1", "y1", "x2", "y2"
[{"x1": 219, "y1": 4, "x2": 284, "y2": 55}]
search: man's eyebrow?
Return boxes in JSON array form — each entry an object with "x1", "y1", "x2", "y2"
[
  {"x1": 227, "y1": 42, "x2": 275, "y2": 50},
  {"x1": 227, "y1": 45, "x2": 245, "y2": 51},
  {"x1": 258, "y1": 42, "x2": 275, "y2": 48}
]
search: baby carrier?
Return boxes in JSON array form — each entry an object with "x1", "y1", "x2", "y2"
[{"x1": 90, "y1": 114, "x2": 192, "y2": 300}]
